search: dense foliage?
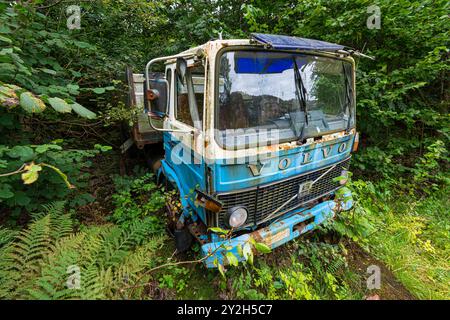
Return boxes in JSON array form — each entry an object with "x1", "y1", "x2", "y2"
[
  {"x1": 0, "y1": 202, "x2": 166, "y2": 299},
  {"x1": 0, "y1": 0, "x2": 448, "y2": 300}
]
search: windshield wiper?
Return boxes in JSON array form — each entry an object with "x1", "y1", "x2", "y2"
[
  {"x1": 342, "y1": 62, "x2": 353, "y2": 132},
  {"x1": 292, "y1": 57, "x2": 309, "y2": 143}
]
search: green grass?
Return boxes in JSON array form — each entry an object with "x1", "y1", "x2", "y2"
[{"x1": 337, "y1": 181, "x2": 450, "y2": 299}]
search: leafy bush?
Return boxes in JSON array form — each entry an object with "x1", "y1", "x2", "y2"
[
  {"x1": 0, "y1": 142, "x2": 115, "y2": 226},
  {"x1": 110, "y1": 172, "x2": 166, "y2": 228},
  {"x1": 0, "y1": 2, "x2": 109, "y2": 219}
]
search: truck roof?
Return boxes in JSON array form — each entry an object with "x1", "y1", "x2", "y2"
[
  {"x1": 179, "y1": 34, "x2": 346, "y2": 55},
  {"x1": 178, "y1": 39, "x2": 253, "y2": 56}
]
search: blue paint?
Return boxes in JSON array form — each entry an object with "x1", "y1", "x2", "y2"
[
  {"x1": 162, "y1": 132, "x2": 207, "y2": 222},
  {"x1": 213, "y1": 134, "x2": 355, "y2": 193},
  {"x1": 201, "y1": 194, "x2": 353, "y2": 268}
]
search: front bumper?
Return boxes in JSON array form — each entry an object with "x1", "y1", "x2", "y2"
[{"x1": 201, "y1": 194, "x2": 353, "y2": 268}]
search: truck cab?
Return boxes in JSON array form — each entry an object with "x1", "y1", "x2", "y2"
[{"x1": 141, "y1": 34, "x2": 359, "y2": 268}]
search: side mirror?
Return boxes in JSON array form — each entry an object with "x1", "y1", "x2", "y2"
[
  {"x1": 144, "y1": 56, "x2": 194, "y2": 134},
  {"x1": 144, "y1": 73, "x2": 169, "y2": 121}
]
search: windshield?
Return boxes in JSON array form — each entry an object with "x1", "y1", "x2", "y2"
[{"x1": 216, "y1": 50, "x2": 355, "y2": 149}]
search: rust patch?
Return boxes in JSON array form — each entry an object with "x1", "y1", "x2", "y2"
[
  {"x1": 188, "y1": 222, "x2": 209, "y2": 244},
  {"x1": 278, "y1": 142, "x2": 297, "y2": 151},
  {"x1": 251, "y1": 229, "x2": 264, "y2": 243},
  {"x1": 265, "y1": 228, "x2": 290, "y2": 246},
  {"x1": 294, "y1": 216, "x2": 314, "y2": 233}
]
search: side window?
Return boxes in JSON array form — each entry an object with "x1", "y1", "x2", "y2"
[
  {"x1": 192, "y1": 68, "x2": 204, "y2": 124},
  {"x1": 176, "y1": 71, "x2": 194, "y2": 126},
  {"x1": 176, "y1": 65, "x2": 205, "y2": 128}
]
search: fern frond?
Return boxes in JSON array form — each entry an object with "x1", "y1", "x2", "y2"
[
  {"x1": 28, "y1": 232, "x2": 103, "y2": 300},
  {"x1": 327, "y1": 258, "x2": 346, "y2": 275},
  {"x1": 99, "y1": 220, "x2": 158, "y2": 268},
  {"x1": 109, "y1": 236, "x2": 166, "y2": 295},
  {"x1": 31, "y1": 201, "x2": 73, "y2": 240},
  {"x1": 0, "y1": 210, "x2": 165, "y2": 300},
  {"x1": 0, "y1": 227, "x2": 16, "y2": 249},
  {"x1": 0, "y1": 214, "x2": 53, "y2": 298},
  {"x1": 78, "y1": 267, "x2": 107, "y2": 299}
]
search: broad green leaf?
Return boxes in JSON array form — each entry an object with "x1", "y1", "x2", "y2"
[
  {"x1": 70, "y1": 71, "x2": 82, "y2": 78},
  {"x1": 66, "y1": 84, "x2": 80, "y2": 94},
  {"x1": 243, "y1": 242, "x2": 253, "y2": 265},
  {"x1": 0, "y1": 25, "x2": 11, "y2": 34},
  {"x1": 273, "y1": 281, "x2": 284, "y2": 289},
  {"x1": 333, "y1": 176, "x2": 347, "y2": 182},
  {"x1": 39, "y1": 68, "x2": 57, "y2": 75},
  {"x1": 94, "y1": 144, "x2": 112, "y2": 152},
  {"x1": 218, "y1": 263, "x2": 226, "y2": 278},
  {"x1": 21, "y1": 163, "x2": 42, "y2": 185},
  {"x1": 0, "y1": 63, "x2": 15, "y2": 75},
  {"x1": 70, "y1": 102, "x2": 96, "y2": 119},
  {"x1": 0, "y1": 184, "x2": 14, "y2": 199},
  {"x1": 73, "y1": 41, "x2": 93, "y2": 49},
  {"x1": 0, "y1": 35, "x2": 12, "y2": 44},
  {"x1": 51, "y1": 139, "x2": 64, "y2": 145},
  {"x1": 254, "y1": 242, "x2": 271, "y2": 254},
  {"x1": 236, "y1": 244, "x2": 243, "y2": 257},
  {"x1": 0, "y1": 84, "x2": 18, "y2": 99},
  {"x1": 225, "y1": 252, "x2": 239, "y2": 267},
  {"x1": 13, "y1": 191, "x2": 31, "y2": 206},
  {"x1": 4, "y1": 84, "x2": 21, "y2": 91},
  {"x1": 0, "y1": 48, "x2": 13, "y2": 55},
  {"x1": 35, "y1": 144, "x2": 62, "y2": 154},
  {"x1": 92, "y1": 88, "x2": 106, "y2": 94},
  {"x1": 48, "y1": 97, "x2": 71, "y2": 113},
  {"x1": 20, "y1": 92, "x2": 46, "y2": 113},
  {"x1": 7, "y1": 146, "x2": 34, "y2": 161},
  {"x1": 35, "y1": 145, "x2": 50, "y2": 154},
  {"x1": 41, "y1": 163, "x2": 75, "y2": 189},
  {"x1": 208, "y1": 227, "x2": 229, "y2": 235},
  {"x1": 0, "y1": 159, "x2": 7, "y2": 168}
]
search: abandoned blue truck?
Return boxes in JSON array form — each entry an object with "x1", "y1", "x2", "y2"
[{"x1": 125, "y1": 34, "x2": 362, "y2": 268}]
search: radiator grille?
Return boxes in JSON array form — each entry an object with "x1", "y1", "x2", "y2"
[{"x1": 216, "y1": 158, "x2": 351, "y2": 228}]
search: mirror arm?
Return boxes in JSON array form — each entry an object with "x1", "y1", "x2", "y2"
[
  {"x1": 145, "y1": 53, "x2": 195, "y2": 134},
  {"x1": 145, "y1": 53, "x2": 195, "y2": 90},
  {"x1": 145, "y1": 112, "x2": 193, "y2": 134}
]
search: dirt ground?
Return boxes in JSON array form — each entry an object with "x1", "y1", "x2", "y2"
[{"x1": 344, "y1": 240, "x2": 416, "y2": 300}]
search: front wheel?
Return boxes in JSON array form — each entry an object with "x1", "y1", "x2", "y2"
[{"x1": 164, "y1": 183, "x2": 193, "y2": 253}]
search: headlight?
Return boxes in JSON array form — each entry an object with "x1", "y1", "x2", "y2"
[
  {"x1": 339, "y1": 170, "x2": 349, "y2": 185},
  {"x1": 227, "y1": 207, "x2": 248, "y2": 228}
]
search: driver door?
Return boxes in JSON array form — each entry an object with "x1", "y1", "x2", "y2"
[{"x1": 164, "y1": 60, "x2": 207, "y2": 215}]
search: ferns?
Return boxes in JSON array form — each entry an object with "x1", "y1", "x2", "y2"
[
  {"x1": 0, "y1": 202, "x2": 166, "y2": 300},
  {"x1": 326, "y1": 257, "x2": 346, "y2": 275},
  {"x1": 0, "y1": 227, "x2": 16, "y2": 248},
  {"x1": 99, "y1": 219, "x2": 161, "y2": 268},
  {"x1": 0, "y1": 214, "x2": 53, "y2": 298}
]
